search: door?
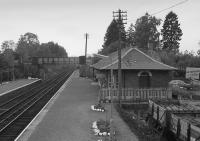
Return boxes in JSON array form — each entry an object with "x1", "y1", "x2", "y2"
[{"x1": 139, "y1": 72, "x2": 151, "y2": 88}]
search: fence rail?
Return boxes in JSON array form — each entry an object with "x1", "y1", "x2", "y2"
[
  {"x1": 99, "y1": 88, "x2": 172, "y2": 101},
  {"x1": 149, "y1": 100, "x2": 200, "y2": 141}
]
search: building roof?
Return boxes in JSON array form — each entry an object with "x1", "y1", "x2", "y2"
[{"x1": 92, "y1": 47, "x2": 177, "y2": 70}]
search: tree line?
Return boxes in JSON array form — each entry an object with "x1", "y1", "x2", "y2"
[
  {"x1": 99, "y1": 11, "x2": 200, "y2": 73},
  {"x1": 0, "y1": 32, "x2": 68, "y2": 81}
]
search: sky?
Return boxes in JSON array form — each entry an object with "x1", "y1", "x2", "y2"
[{"x1": 0, "y1": 0, "x2": 199, "y2": 56}]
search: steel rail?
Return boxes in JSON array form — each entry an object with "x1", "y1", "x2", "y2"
[
  {"x1": 0, "y1": 70, "x2": 73, "y2": 140},
  {"x1": 0, "y1": 71, "x2": 68, "y2": 122},
  {"x1": 0, "y1": 71, "x2": 66, "y2": 109}
]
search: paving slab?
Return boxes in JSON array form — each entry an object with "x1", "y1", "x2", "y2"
[
  {"x1": 17, "y1": 71, "x2": 138, "y2": 141},
  {"x1": 0, "y1": 79, "x2": 40, "y2": 96}
]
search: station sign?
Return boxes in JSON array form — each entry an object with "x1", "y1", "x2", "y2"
[{"x1": 186, "y1": 67, "x2": 200, "y2": 80}]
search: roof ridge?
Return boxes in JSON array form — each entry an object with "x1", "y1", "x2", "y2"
[
  {"x1": 134, "y1": 48, "x2": 177, "y2": 70},
  {"x1": 101, "y1": 48, "x2": 133, "y2": 69}
]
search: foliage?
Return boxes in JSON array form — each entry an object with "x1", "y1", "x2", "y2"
[
  {"x1": 161, "y1": 11, "x2": 183, "y2": 53},
  {"x1": 0, "y1": 54, "x2": 8, "y2": 69},
  {"x1": 134, "y1": 13, "x2": 161, "y2": 51},
  {"x1": 1, "y1": 40, "x2": 16, "y2": 52},
  {"x1": 101, "y1": 19, "x2": 126, "y2": 55},
  {"x1": 99, "y1": 41, "x2": 126, "y2": 55},
  {"x1": 159, "y1": 51, "x2": 177, "y2": 66},
  {"x1": 39, "y1": 42, "x2": 68, "y2": 57},
  {"x1": 159, "y1": 50, "x2": 200, "y2": 70},
  {"x1": 115, "y1": 104, "x2": 162, "y2": 141},
  {"x1": 1, "y1": 40, "x2": 15, "y2": 68},
  {"x1": 16, "y1": 32, "x2": 40, "y2": 62},
  {"x1": 126, "y1": 23, "x2": 135, "y2": 46},
  {"x1": 0, "y1": 32, "x2": 69, "y2": 81},
  {"x1": 16, "y1": 32, "x2": 68, "y2": 61},
  {"x1": 0, "y1": 40, "x2": 15, "y2": 81},
  {"x1": 2, "y1": 49, "x2": 14, "y2": 68},
  {"x1": 197, "y1": 49, "x2": 200, "y2": 56}
]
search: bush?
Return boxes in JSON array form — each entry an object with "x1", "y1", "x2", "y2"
[{"x1": 115, "y1": 104, "x2": 163, "y2": 141}]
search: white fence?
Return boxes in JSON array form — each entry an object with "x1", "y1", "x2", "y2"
[{"x1": 99, "y1": 88, "x2": 172, "y2": 101}]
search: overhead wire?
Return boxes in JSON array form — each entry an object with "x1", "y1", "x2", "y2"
[
  {"x1": 127, "y1": 0, "x2": 189, "y2": 23},
  {"x1": 151, "y1": 0, "x2": 189, "y2": 16}
]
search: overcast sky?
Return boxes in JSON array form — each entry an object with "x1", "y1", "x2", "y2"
[{"x1": 0, "y1": 0, "x2": 199, "y2": 56}]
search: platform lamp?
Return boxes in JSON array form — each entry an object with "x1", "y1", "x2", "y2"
[{"x1": 93, "y1": 53, "x2": 114, "y2": 141}]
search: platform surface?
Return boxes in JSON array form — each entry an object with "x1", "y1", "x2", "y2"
[
  {"x1": 0, "y1": 79, "x2": 40, "y2": 96},
  {"x1": 19, "y1": 71, "x2": 138, "y2": 141}
]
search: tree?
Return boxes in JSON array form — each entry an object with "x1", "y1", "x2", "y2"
[
  {"x1": 197, "y1": 49, "x2": 200, "y2": 56},
  {"x1": 134, "y1": 13, "x2": 161, "y2": 51},
  {"x1": 1, "y1": 40, "x2": 15, "y2": 67},
  {"x1": 197, "y1": 41, "x2": 200, "y2": 55},
  {"x1": 39, "y1": 42, "x2": 68, "y2": 57},
  {"x1": 16, "y1": 32, "x2": 40, "y2": 62},
  {"x1": 1, "y1": 40, "x2": 16, "y2": 52},
  {"x1": 0, "y1": 40, "x2": 16, "y2": 80},
  {"x1": 126, "y1": 23, "x2": 135, "y2": 46},
  {"x1": 101, "y1": 19, "x2": 126, "y2": 55},
  {"x1": 99, "y1": 41, "x2": 126, "y2": 55},
  {"x1": 161, "y1": 11, "x2": 183, "y2": 53},
  {"x1": 0, "y1": 53, "x2": 8, "y2": 69}
]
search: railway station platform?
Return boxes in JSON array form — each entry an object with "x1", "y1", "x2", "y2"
[
  {"x1": 16, "y1": 70, "x2": 138, "y2": 141},
  {"x1": 0, "y1": 79, "x2": 40, "y2": 96}
]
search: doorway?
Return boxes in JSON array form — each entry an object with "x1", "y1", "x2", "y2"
[{"x1": 138, "y1": 71, "x2": 151, "y2": 88}]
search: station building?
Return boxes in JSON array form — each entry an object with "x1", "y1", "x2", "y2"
[{"x1": 91, "y1": 47, "x2": 177, "y2": 100}]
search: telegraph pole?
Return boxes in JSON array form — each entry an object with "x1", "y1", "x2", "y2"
[
  {"x1": 84, "y1": 33, "x2": 89, "y2": 63},
  {"x1": 109, "y1": 9, "x2": 127, "y2": 141},
  {"x1": 84, "y1": 33, "x2": 89, "y2": 77},
  {"x1": 113, "y1": 9, "x2": 127, "y2": 105}
]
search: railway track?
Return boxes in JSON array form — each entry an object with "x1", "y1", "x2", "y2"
[
  {"x1": 0, "y1": 80, "x2": 42, "y2": 105},
  {"x1": 0, "y1": 70, "x2": 73, "y2": 141}
]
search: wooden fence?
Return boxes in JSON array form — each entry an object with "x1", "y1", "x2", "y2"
[
  {"x1": 149, "y1": 100, "x2": 200, "y2": 141},
  {"x1": 99, "y1": 88, "x2": 172, "y2": 101}
]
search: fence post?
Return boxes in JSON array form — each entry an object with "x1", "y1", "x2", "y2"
[
  {"x1": 152, "y1": 103, "x2": 154, "y2": 117},
  {"x1": 163, "y1": 110, "x2": 171, "y2": 137},
  {"x1": 176, "y1": 118, "x2": 181, "y2": 139},
  {"x1": 157, "y1": 106, "x2": 159, "y2": 124},
  {"x1": 187, "y1": 123, "x2": 191, "y2": 141},
  {"x1": 123, "y1": 88, "x2": 126, "y2": 100}
]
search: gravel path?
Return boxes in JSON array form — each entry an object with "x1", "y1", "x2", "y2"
[{"x1": 19, "y1": 71, "x2": 138, "y2": 141}]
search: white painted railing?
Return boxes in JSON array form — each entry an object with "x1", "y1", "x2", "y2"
[{"x1": 99, "y1": 88, "x2": 172, "y2": 101}]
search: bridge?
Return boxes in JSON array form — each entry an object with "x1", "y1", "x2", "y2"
[{"x1": 31, "y1": 57, "x2": 79, "y2": 65}]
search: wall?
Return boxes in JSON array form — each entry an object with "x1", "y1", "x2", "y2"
[
  {"x1": 124, "y1": 70, "x2": 139, "y2": 88},
  {"x1": 151, "y1": 70, "x2": 172, "y2": 88},
  {"x1": 94, "y1": 69, "x2": 173, "y2": 88},
  {"x1": 123, "y1": 70, "x2": 172, "y2": 88}
]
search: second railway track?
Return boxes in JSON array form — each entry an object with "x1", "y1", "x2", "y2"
[{"x1": 0, "y1": 70, "x2": 74, "y2": 141}]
